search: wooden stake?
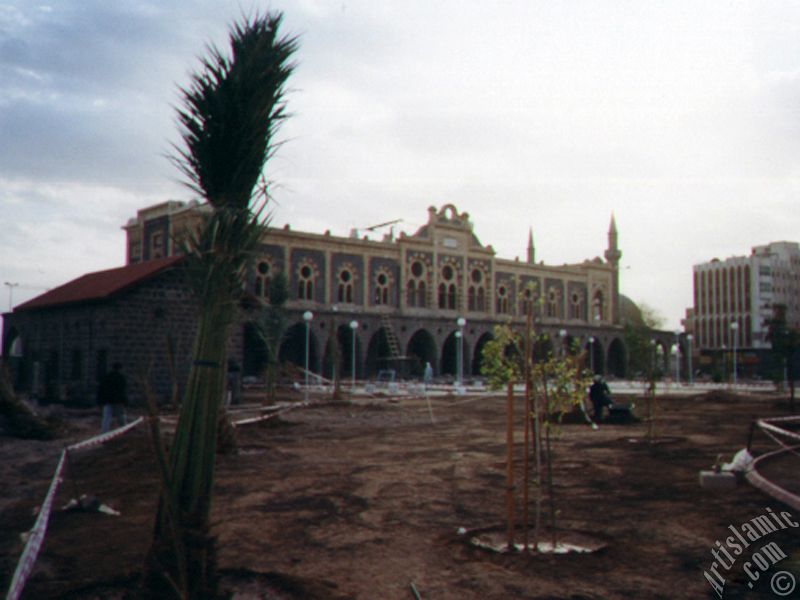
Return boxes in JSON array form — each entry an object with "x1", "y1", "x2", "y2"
[
  {"x1": 506, "y1": 380, "x2": 515, "y2": 551},
  {"x1": 523, "y1": 313, "x2": 532, "y2": 552}
]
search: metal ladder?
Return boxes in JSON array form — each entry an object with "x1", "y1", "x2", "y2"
[{"x1": 379, "y1": 314, "x2": 402, "y2": 359}]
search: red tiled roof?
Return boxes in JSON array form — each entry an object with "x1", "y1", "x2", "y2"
[{"x1": 15, "y1": 256, "x2": 184, "y2": 312}]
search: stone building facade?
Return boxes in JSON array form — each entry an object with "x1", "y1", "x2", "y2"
[
  {"x1": 126, "y1": 201, "x2": 629, "y2": 381},
  {"x1": 2, "y1": 258, "x2": 202, "y2": 404},
  {"x1": 3, "y1": 201, "x2": 631, "y2": 405}
]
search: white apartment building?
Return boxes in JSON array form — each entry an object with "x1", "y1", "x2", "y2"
[{"x1": 692, "y1": 241, "x2": 800, "y2": 351}]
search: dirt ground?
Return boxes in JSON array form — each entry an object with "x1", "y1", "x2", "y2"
[{"x1": 1, "y1": 387, "x2": 799, "y2": 599}]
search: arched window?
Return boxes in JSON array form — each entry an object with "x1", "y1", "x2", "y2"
[
  {"x1": 255, "y1": 260, "x2": 271, "y2": 300},
  {"x1": 407, "y1": 259, "x2": 428, "y2": 308},
  {"x1": 439, "y1": 264, "x2": 457, "y2": 310},
  {"x1": 374, "y1": 271, "x2": 390, "y2": 305},
  {"x1": 547, "y1": 288, "x2": 559, "y2": 318},
  {"x1": 337, "y1": 269, "x2": 354, "y2": 303},
  {"x1": 593, "y1": 290, "x2": 604, "y2": 321},
  {"x1": 468, "y1": 268, "x2": 486, "y2": 312},
  {"x1": 522, "y1": 287, "x2": 534, "y2": 316},
  {"x1": 417, "y1": 281, "x2": 426, "y2": 307},
  {"x1": 496, "y1": 285, "x2": 509, "y2": 314},
  {"x1": 570, "y1": 291, "x2": 583, "y2": 319},
  {"x1": 407, "y1": 280, "x2": 417, "y2": 307},
  {"x1": 298, "y1": 264, "x2": 314, "y2": 301}
]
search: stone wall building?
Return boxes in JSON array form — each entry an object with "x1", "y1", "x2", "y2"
[{"x1": 3, "y1": 201, "x2": 635, "y2": 405}]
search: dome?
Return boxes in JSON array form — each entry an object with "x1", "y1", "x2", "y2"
[{"x1": 619, "y1": 294, "x2": 644, "y2": 326}]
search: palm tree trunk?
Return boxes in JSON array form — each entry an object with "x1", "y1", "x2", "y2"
[{"x1": 145, "y1": 295, "x2": 233, "y2": 598}]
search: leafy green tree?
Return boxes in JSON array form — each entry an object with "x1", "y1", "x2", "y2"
[
  {"x1": 530, "y1": 350, "x2": 591, "y2": 548},
  {"x1": 622, "y1": 302, "x2": 665, "y2": 441},
  {"x1": 480, "y1": 324, "x2": 523, "y2": 390},
  {"x1": 481, "y1": 323, "x2": 591, "y2": 551},
  {"x1": 623, "y1": 301, "x2": 664, "y2": 379},
  {"x1": 480, "y1": 324, "x2": 523, "y2": 549},
  {"x1": 144, "y1": 14, "x2": 297, "y2": 599}
]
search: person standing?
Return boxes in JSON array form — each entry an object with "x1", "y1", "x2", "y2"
[
  {"x1": 588, "y1": 375, "x2": 611, "y2": 423},
  {"x1": 423, "y1": 361, "x2": 434, "y2": 388},
  {"x1": 97, "y1": 362, "x2": 128, "y2": 433}
]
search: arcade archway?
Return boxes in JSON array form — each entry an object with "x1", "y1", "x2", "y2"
[
  {"x1": 406, "y1": 328, "x2": 437, "y2": 378},
  {"x1": 441, "y1": 331, "x2": 471, "y2": 378},
  {"x1": 279, "y1": 322, "x2": 319, "y2": 375},
  {"x1": 472, "y1": 332, "x2": 494, "y2": 376},
  {"x1": 607, "y1": 338, "x2": 626, "y2": 378}
]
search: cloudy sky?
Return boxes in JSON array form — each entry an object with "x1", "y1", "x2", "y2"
[{"x1": 2, "y1": 1, "x2": 800, "y2": 331}]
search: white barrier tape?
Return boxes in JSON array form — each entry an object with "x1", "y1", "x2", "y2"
[
  {"x1": 232, "y1": 402, "x2": 308, "y2": 428},
  {"x1": 6, "y1": 451, "x2": 66, "y2": 600},
  {"x1": 226, "y1": 402, "x2": 289, "y2": 415},
  {"x1": 66, "y1": 417, "x2": 144, "y2": 452},
  {"x1": 760, "y1": 415, "x2": 800, "y2": 424},
  {"x1": 5, "y1": 417, "x2": 144, "y2": 600},
  {"x1": 745, "y1": 445, "x2": 800, "y2": 513},
  {"x1": 757, "y1": 420, "x2": 800, "y2": 444}
]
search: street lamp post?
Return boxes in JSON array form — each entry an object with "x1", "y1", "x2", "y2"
[
  {"x1": 588, "y1": 336, "x2": 595, "y2": 373},
  {"x1": 559, "y1": 329, "x2": 567, "y2": 357},
  {"x1": 349, "y1": 320, "x2": 358, "y2": 390},
  {"x1": 672, "y1": 344, "x2": 680, "y2": 384},
  {"x1": 686, "y1": 334, "x2": 693, "y2": 386},
  {"x1": 4, "y1": 281, "x2": 19, "y2": 311},
  {"x1": 303, "y1": 311, "x2": 313, "y2": 402},
  {"x1": 730, "y1": 321, "x2": 739, "y2": 386},
  {"x1": 649, "y1": 339, "x2": 657, "y2": 378},
  {"x1": 330, "y1": 305, "x2": 339, "y2": 383},
  {"x1": 456, "y1": 317, "x2": 466, "y2": 387},
  {"x1": 455, "y1": 331, "x2": 462, "y2": 388},
  {"x1": 721, "y1": 344, "x2": 727, "y2": 382}
]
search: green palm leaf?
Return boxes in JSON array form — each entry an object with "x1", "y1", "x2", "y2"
[{"x1": 145, "y1": 13, "x2": 297, "y2": 599}]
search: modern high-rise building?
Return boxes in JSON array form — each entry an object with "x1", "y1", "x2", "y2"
[{"x1": 691, "y1": 241, "x2": 800, "y2": 376}]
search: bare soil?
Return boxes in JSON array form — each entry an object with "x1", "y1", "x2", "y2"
[{"x1": 1, "y1": 389, "x2": 799, "y2": 599}]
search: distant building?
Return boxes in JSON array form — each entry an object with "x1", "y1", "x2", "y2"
[
  {"x1": 3, "y1": 201, "x2": 650, "y2": 404},
  {"x1": 691, "y1": 241, "x2": 800, "y2": 378}
]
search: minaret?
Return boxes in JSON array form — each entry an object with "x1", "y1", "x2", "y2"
[
  {"x1": 527, "y1": 227, "x2": 535, "y2": 264},
  {"x1": 604, "y1": 214, "x2": 622, "y2": 324},
  {"x1": 604, "y1": 214, "x2": 621, "y2": 266}
]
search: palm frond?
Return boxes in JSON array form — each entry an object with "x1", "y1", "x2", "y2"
[
  {"x1": 146, "y1": 12, "x2": 296, "y2": 599},
  {"x1": 171, "y1": 14, "x2": 298, "y2": 210}
]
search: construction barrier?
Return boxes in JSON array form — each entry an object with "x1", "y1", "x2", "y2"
[
  {"x1": 4, "y1": 401, "x2": 305, "y2": 600},
  {"x1": 5, "y1": 417, "x2": 143, "y2": 600},
  {"x1": 745, "y1": 416, "x2": 800, "y2": 512}
]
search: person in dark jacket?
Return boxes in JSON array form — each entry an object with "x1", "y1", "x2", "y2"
[
  {"x1": 97, "y1": 362, "x2": 128, "y2": 433},
  {"x1": 588, "y1": 375, "x2": 612, "y2": 422}
]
